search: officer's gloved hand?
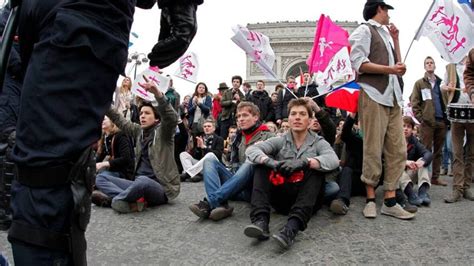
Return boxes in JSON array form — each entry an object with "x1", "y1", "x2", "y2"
[
  {"x1": 136, "y1": 0, "x2": 156, "y2": 9},
  {"x1": 263, "y1": 157, "x2": 283, "y2": 171},
  {"x1": 279, "y1": 159, "x2": 309, "y2": 177}
]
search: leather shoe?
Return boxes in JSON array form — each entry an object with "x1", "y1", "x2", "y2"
[
  {"x1": 91, "y1": 190, "x2": 112, "y2": 207},
  {"x1": 431, "y1": 178, "x2": 448, "y2": 186}
]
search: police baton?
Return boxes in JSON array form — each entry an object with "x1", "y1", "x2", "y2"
[{"x1": 0, "y1": 0, "x2": 21, "y2": 91}]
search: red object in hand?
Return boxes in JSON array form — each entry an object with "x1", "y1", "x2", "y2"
[{"x1": 269, "y1": 170, "x2": 304, "y2": 186}]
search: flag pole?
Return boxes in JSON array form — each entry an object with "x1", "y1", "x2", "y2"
[{"x1": 403, "y1": 0, "x2": 436, "y2": 63}]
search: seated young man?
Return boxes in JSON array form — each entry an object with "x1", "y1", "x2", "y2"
[
  {"x1": 96, "y1": 80, "x2": 180, "y2": 213},
  {"x1": 244, "y1": 98, "x2": 339, "y2": 249},
  {"x1": 188, "y1": 102, "x2": 274, "y2": 221},
  {"x1": 179, "y1": 118, "x2": 224, "y2": 182},
  {"x1": 222, "y1": 125, "x2": 238, "y2": 166},
  {"x1": 400, "y1": 116, "x2": 433, "y2": 206}
]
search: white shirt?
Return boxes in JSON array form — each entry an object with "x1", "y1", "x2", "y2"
[{"x1": 349, "y1": 19, "x2": 403, "y2": 107}]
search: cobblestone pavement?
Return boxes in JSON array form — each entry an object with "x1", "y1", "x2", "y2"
[{"x1": 1, "y1": 175, "x2": 473, "y2": 265}]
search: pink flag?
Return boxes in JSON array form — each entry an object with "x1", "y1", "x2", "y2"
[{"x1": 306, "y1": 14, "x2": 350, "y2": 74}]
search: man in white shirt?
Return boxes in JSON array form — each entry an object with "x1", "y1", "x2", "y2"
[{"x1": 349, "y1": 0, "x2": 413, "y2": 220}]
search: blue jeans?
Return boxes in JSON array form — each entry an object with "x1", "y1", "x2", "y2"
[
  {"x1": 324, "y1": 181, "x2": 339, "y2": 203},
  {"x1": 95, "y1": 171, "x2": 167, "y2": 206},
  {"x1": 442, "y1": 129, "x2": 453, "y2": 169},
  {"x1": 202, "y1": 154, "x2": 254, "y2": 209}
]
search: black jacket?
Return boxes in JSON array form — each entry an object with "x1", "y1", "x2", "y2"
[
  {"x1": 341, "y1": 116, "x2": 362, "y2": 171},
  {"x1": 315, "y1": 109, "x2": 336, "y2": 146},
  {"x1": 194, "y1": 133, "x2": 224, "y2": 161},
  {"x1": 275, "y1": 87, "x2": 298, "y2": 121},
  {"x1": 406, "y1": 135, "x2": 433, "y2": 167},
  {"x1": 157, "y1": 0, "x2": 203, "y2": 8},
  {"x1": 246, "y1": 90, "x2": 273, "y2": 122},
  {"x1": 96, "y1": 132, "x2": 135, "y2": 180},
  {"x1": 297, "y1": 82, "x2": 325, "y2": 107}
]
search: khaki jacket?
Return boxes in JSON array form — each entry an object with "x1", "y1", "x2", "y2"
[
  {"x1": 465, "y1": 48, "x2": 474, "y2": 99},
  {"x1": 410, "y1": 73, "x2": 448, "y2": 127},
  {"x1": 106, "y1": 95, "x2": 180, "y2": 199}
]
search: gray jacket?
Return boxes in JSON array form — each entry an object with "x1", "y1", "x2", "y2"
[{"x1": 246, "y1": 130, "x2": 339, "y2": 172}]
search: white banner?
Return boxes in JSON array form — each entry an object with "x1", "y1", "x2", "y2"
[
  {"x1": 131, "y1": 67, "x2": 170, "y2": 102},
  {"x1": 316, "y1": 47, "x2": 354, "y2": 91},
  {"x1": 174, "y1": 52, "x2": 199, "y2": 83},
  {"x1": 416, "y1": 0, "x2": 474, "y2": 63},
  {"x1": 231, "y1": 25, "x2": 279, "y2": 80}
]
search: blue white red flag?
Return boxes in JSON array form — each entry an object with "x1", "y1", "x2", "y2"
[{"x1": 325, "y1": 81, "x2": 360, "y2": 113}]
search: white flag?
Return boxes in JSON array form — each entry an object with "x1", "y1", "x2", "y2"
[
  {"x1": 131, "y1": 67, "x2": 170, "y2": 102},
  {"x1": 315, "y1": 47, "x2": 354, "y2": 91},
  {"x1": 231, "y1": 25, "x2": 279, "y2": 80},
  {"x1": 457, "y1": 0, "x2": 474, "y2": 23},
  {"x1": 174, "y1": 52, "x2": 199, "y2": 83},
  {"x1": 416, "y1": 0, "x2": 474, "y2": 63}
]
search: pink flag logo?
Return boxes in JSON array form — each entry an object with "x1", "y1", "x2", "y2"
[{"x1": 306, "y1": 14, "x2": 350, "y2": 74}]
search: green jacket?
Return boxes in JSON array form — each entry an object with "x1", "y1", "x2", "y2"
[
  {"x1": 106, "y1": 95, "x2": 180, "y2": 200},
  {"x1": 220, "y1": 88, "x2": 245, "y2": 120},
  {"x1": 410, "y1": 73, "x2": 448, "y2": 127}
]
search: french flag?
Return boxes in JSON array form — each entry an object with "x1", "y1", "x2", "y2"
[{"x1": 325, "y1": 81, "x2": 360, "y2": 113}]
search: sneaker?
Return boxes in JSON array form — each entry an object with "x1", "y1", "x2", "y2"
[
  {"x1": 244, "y1": 219, "x2": 269, "y2": 240},
  {"x1": 444, "y1": 190, "x2": 463, "y2": 203},
  {"x1": 272, "y1": 226, "x2": 297, "y2": 249},
  {"x1": 329, "y1": 198, "x2": 349, "y2": 215},
  {"x1": 431, "y1": 178, "x2": 448, "y2": 186},
  {"x1": 418, "y1": 192, "x2": 431, "y2": 206},
  {"x1": 440, "y1": 167, "x2": 448, "y2": 175},
  {"x1": 190, "y1": 174, "x2": 203, "y2": 182},
  {"x1": 91, "y1": 190, "x2": 112, "y2": 207},
  {"x1": 463, "y1": 189, "x2": 474, "y2": 201},
  {"x1": 381, "y1": 203, "x2": 415, "y2": 220},
  {"x1": 111, "y1": 199, "x2": 145, "y2": 213},
  {"x1": 209, "y1": 205, "x2": 234, "y2": 221},
  {"x1": 402, "y1": 202, "x2": 418, "y2": 213},
  {"x1": 363, "y1": 201, "x2": 377, "y2": 218},
  {"x1": 407, "y1": 193, "x2": 422, "y2": 206},
  {"x1": 189, "y1": 199, "x2": 211, "y2": 219}
]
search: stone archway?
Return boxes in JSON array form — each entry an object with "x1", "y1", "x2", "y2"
[
  {"x1": 284, "y1": 60, "x2": 307, "y2": 80},
  {"x1": 245, "y1": 20, "x2": 359, "y2": 90}
]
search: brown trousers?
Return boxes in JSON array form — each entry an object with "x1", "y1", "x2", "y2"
[
  {"x1": 451, "y1": 122, "x2": 474, "y2": 192},
  {"x1": 358, "y1": 90, "x2": 406, "y2": 191},
  {"x1": 420, "y1": 121, "x2": 446, "y2": 180}
]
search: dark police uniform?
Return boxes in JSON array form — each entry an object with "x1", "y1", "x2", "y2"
[
  {"x1": 148, "y1": 0, "x2": 204, "y2": 68},
  {"x1": 7, "y1": 0, "x2": 155, "y2": 265},
  {"x1": 0, "y1": 6, "x2": 22, "y2": 232}
]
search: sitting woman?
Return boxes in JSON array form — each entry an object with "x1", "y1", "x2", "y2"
[
  {"x1": 188, "y1": 82, "x2": 212, "y2": 137},
  {"x1": 92, "y1": 115, "x2": 135, "y2": 207}
]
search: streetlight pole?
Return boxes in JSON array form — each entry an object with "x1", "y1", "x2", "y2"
[{"x1": 127, "y1": 52, "x2": 149, "y2": 80}]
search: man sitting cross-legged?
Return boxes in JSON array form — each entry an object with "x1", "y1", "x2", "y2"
[
  {"x1": 96, "y1": 79, "x2": 180, "y2": 213},
  {"x1": 179, "y1": 118, "x2": 224, "y2": 182},
  {"x1": 243, "y1": 98, "x2": 339, "y2": 249},
  {"x1": 400, "y1": 116, "x2": 433, "y2": 207},
  {"x1": 188, "y1": 102, "x2": 274, "y2": 221}
]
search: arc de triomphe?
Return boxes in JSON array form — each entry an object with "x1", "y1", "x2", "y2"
[{"x1": 245, "y1": 20, "x2": 359, "y2": 90}]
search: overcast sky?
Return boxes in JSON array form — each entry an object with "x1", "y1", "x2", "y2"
[
  {"x1": 1, "y1": 0, "x2": 450, "y2": 102},
  {"x1": 129, "y1": 0, "x2": 450, "y2": 102}
]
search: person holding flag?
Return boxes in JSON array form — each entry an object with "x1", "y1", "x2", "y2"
[{"x1": 349, "y1": 0, "x2": 414, "y2": 220}]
